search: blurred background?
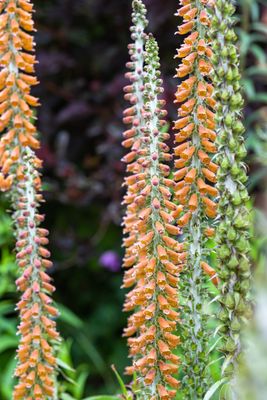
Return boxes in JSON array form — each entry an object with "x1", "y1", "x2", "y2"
[{"x1": 0, "y1": 0, "x2": 266, "y2": 398}]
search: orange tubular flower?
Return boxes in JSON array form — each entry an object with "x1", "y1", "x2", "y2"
[
  {"x1": 173, "y1": 0, "x2": 218, "y2": 397},
  {"x1": 0, "y1": 1, "x2": 59, "y2": 398},
  {"x1": 122, "y1": 34, "x2": 183, "y2": 399},
  {"x1": 122, "y1": 0, "x2": 148, "y2": 250},
  {"x1": 13, "y1": 149, "x2": 59, "y2": 400},
  {"x1": 0, "y1": 0, "x2": 40, "y2": 191}
]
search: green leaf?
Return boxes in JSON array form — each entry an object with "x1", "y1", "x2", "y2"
[
  {"x1": 250, "y1": 1, "x2": 260, "y2": 21},
  {"x1": 250, "y1": 44, "x2": 267, "y2": 65},
  {"x1": 111, "y1": 365, "x2": 128, "y2": 397},
  {"x1": 0, "y1": 316, "x2": 17, "y2": 335},
  {"x1": 238, "y1": 30, "x2": 251, "y2": 56},
  {"x1": 76, "y1": 333, "x2": 108, "y2": 379},
  {"x1": 208, "y1": 337, "x2": 222, "y2": 354},
  {"x1": 73, "y1": 369, "x2": 89, "y2": 399},
  {"x1": 252, "y1": 22, "x2": 267, "y2": 35},
  {"x1": 58, "y1": 304, "x2": 84, "y2": 328},
  {"x1": 0, "y1": 301, "x2": 14, "y2": 315},
  {"x1": 82, "y1": 397, "x2": 120, "y2": 400},
  {"x1": 251, "y1": 93, "x2": 267, "y2": 103},
  {"x1": 0, "y1": 357, "x2": 16, "y2": 399},
  {"x1": 206, "y1": 356, "x2": 224, "y2": 368},
  {"x1": 57, "y1": 358, "x2": 75, "y2": 373},
  {"x1": 242, "y1": 78, "x2": 255, "y2": 99},
  {"x1": 246, "y1": 66, "x2": 267, "y2": 77},
  {"x1": 0, "y1": 336, "x2": 18, "y2": 353},
  {"x1": 60, "y1": 394, "x2": 76, "y2": 400},
  {"x1": 203, "y1": 378, "x2": 228, "y2": 400}
]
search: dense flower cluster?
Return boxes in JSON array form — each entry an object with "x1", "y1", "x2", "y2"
[
  {"x1": 122, "y1": 14, "x2": 183, "y2": 397},
  {"x1": 122, "y1": 0, "x2": 147, "y2": 246},
  {"x1": 209, "y1": 0, "x2": 251, "y2": 381},
  {"x1": 174, "y1": 0, "x2": 219, "y2": 396},
  {"x1": 0, "y1": 1, "x2": 59, "y2": 398},
  {"x1": 0, "y1": 0, "x2": 40, "y2": 192},
  {"x1": 13, "y1": 149, "x2": 59, "y2": 400}
]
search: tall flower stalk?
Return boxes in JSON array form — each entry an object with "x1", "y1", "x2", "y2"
[
  {"x1": 122, "y1": 0, "x2": 147, "y2": 242},
  {"x1": 13, "y1": 148, "x2": 59, "y2": 400},
  {"x1": 0, "y1": 0, "x2": 40, "y2": 185},
  {"x1": 174, "y1": 0, "x2": 219, "y2": 397},
  {"x1": 209, "y1": 0, "x2": 251, "y2": 384},
  {"x1": 0, "y1": 1, "x2": 59, "y2": 398},
  {"x1": 122, "y1": 34, "x2": 183, "y2": 399}
]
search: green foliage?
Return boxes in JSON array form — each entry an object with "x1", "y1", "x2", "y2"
[
  {"x1": 0, "y1": 300, "x2": 17, "y2": 400},
  {"x1": 0, "y1": 202, "x2": 17, "y2": 400},
  {"x1": 238, "y1": 0, "x2": 267, "y2": 168},
  {"x1": 82, "y1": 397, "x2": 120, "y2": 400}
]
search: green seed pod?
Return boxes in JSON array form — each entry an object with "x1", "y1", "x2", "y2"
[
  {"x1": 218, "y1": 245, "x2": 231, "y2": 259},
  {"x1": 232, "y1": 192, "x2": 242, "y2": 205},
  {"x1": 224, "y1": 338, "x2": 237, "y2": 353},
  {"x1": 228, "y1": 256, "x2": 239, "y2": 269},
  {"x1": 220, "y1": 269, "x2": 231, "y2": 280},
  {"x1": 230, "y1": 93, "x2": 243, "y2": 107},
  {"x1": 218, "y1": 309, "x2": 229, "y2": 322},
  {"x1": 210, "y1": 0, "x2": 251, "y2": 385},
  {"x1": 239, "y1": 258, "x2": 250, "y2": 272},
  {"x1": 239, "y1": 279, "x2": 250, "y2": 293},
  {"x1": 236, "y1": 237, "x2": 249, "y2": 252},
  {"x1": 225, "y1": 114, "x2": 233, "y2": 126},
  {"x1": 234, "y1": 215, "x2": 246, "y2": 228},
  {"x1": 225, "y1": 294, "x2": 235, "y2": 309},
  {"x1": 227, "y1": 227, "x2": 237, "y2": 241},
  {"x1": 231, "y1": 162, "x2": 240, "y2": 176},
  {"x1": 228, "y1": 137, "x2": 237, "y2": 150},
  {"x1": 221, "y1": 156, "x2": 230, "y2": 169},
  {"x1": 233, "y1": 120, "x2": 245, "y2": 134},
  {"x1": 236, "y1": 299, "x2": 246, "y2": 314},
  {"x1": 226, "y1": 68, "x2": 233, "y2": 81},
  {"x1": 231, "y1": 317, "x2": 241, "y2": 332}
]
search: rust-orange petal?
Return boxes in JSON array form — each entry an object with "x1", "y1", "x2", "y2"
[
  {"x1": 13, "y1": 150, "x2": 59, "y2": 400},
  {"x1": 173, "y1": 0, "x2": 218, "y2": 396},
  {"x1": 0, "y1": 0, "x2": 40, "y2": 191},
  {"x1": 122, "y1": 33, "x2": 182, "y2": 398},
  {"x1": 0, "y1": 1, "x2": 59, "y2": 398}
]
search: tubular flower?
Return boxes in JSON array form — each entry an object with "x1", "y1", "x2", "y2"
[
  {"x1": 13, "y1": 148, "x2": 59, "y2": 400},
  {"x1": 122, "y1": 35, "x2": 183, "y2": 399},
  {"x1": 0, "y1": 0, "x2": 40, "y2": 191},
  {"x1": 209, "y1": 0, "x2": 251, "y2": 380},
  {"x1": 122, "y1": 0, "x2": 147, "y2": 242},
  {"x1": 174, "y1": 0, "x2": 218, "y2": 397},
  {"x1": 0, "y1": 1, "x2": 59, "y2": 398}
]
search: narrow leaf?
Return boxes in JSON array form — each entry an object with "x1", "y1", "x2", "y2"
[
  {"x1": 82, "y1": 397, "x2": 120, "y2": 400},
  {"x1": 203, "y1": 378, "x2": 228, "y2": 400},
  {"x1": 111, "y1": 365, "x2": 128, "y2": 397}
]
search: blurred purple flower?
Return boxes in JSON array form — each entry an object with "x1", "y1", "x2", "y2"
[{"x1": 99, "y1": 251, "x2": 121, "y2": 272}]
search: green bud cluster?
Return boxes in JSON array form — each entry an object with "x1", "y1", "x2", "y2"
[{"x1": 209, "y1": 0, "x2": 252, "y2": 380}]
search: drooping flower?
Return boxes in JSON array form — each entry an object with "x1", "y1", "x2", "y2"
[
  {"x1": 209, "y1": 0, "x2": 252, "y2": 383},
  {"x1": 0, "y1": 1, "x2": 59, "y2": 398},
  {"x1": 13, "y1": 148, "x2": 59, "y2": 400},
  {"x1": 0, "y1": 0, "x2": 40, "y2": 191},
  {"x1": 121, "y1": 0, "x2": 148, "y2": 235},
  {"x1": 173, "y1": 0, "x2": 218, "y2": 396},
  {"x1": 122, "y1": 32, "x2": 183, "y2": 399}
]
